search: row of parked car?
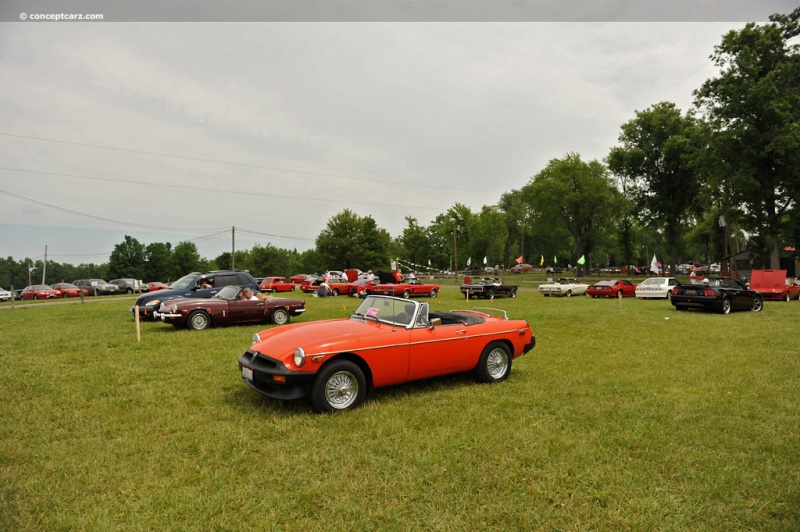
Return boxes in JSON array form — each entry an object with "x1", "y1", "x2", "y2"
[
  {"x1": 0, "y1": 278, "x2": 171, "y2": 301},
  {"x1": 538, "y1": 270, "x2": 800, "y2": 314}
]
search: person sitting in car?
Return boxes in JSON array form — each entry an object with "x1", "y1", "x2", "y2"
[{"x1": 240, "y1": 288, "x2": 258, "y2": 301}]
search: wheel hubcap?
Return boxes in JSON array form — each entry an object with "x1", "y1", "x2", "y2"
[
  {"x1": 487, "y1": 349, "x2": 509, "y2": 379},
  {"x1": 325, "y1": 371, "x2": 358, "y2": 409}
]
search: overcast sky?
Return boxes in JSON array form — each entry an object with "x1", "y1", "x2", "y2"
[{"x1": 0, "y1": 4, "x2": 783, "y2": 266}]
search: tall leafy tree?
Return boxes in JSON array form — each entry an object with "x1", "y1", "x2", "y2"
[
  {"x1": 694, "y1": 9, "x2": 800, "y2": 267},
  {"x1": 171, "y1": 241, "x2": 203, "y2": 278},
  {"x1": 523, "y1": 153, "x2": 619, "y2": 273},
  {"x1": 144, "y1": 242, "x2": 172, "y2": 282},
  {"x1": 607, "y1": 102, "x2": 706, "y2": 273},
  {"x1": 315, "y1": 209, "x2": 391, "y2": 271},
  {"x1": 108, "y1": 235, "x2": 145, "y2": 279}
]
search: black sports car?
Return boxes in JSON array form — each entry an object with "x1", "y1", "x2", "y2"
[
  {"x1": 460, "y1": 278, "x2": 518, "y2": 299},
  {"x1": 670, "y1": 277, "x2": 764, "y2": 314}
]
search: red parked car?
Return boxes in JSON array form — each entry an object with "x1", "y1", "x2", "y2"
[
  {"x1": 239, "y1": 295, "x2": 535, "y2": 412},
  {"x1": 300, "y1": 277, "x2": 350, "y2": 296},
  {"x1": 290, "y1": 274, "x2": 312, "y2": 283},
  {"x1": 50, "y1": 282, "x2": 87, "y2": 298},
  {"x1": 259, "y1": 276, "x2": 296, "y2": 293},
  {"x1": 368, "y1": 280, "x2": 440, "y2": 299},
  {"x1": 749, "y1": 269, "x2": 800, "y2": 301},
  {"x1": 21, "y1": 285, "x2": 60, "y2": 300},
  {"x1": 147, "y1": 282, "x2": 169, "y2": 292},
  {"x1": 587, "y1": 279, "x2": 637, "y2": 298}
]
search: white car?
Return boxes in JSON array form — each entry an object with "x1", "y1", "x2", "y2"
[
  {"x1": 0, "y1": 286, "x2": 11, "y2": 301},
  {"x1": 538, "y1": 278, "x2": 589, "y2": 297},
  {"x1": 636, "y1": 277, "x2": 680, "y2": 299}
]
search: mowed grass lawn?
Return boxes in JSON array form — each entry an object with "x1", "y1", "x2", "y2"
[{"x1": 1, "y1": 286, "x2": 799, "y2": 530}]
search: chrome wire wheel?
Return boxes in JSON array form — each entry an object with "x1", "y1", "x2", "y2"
[
  {"x1": 324, "y1": 370, "x2": 360, "y2": 410},
  {"x1": 486, "y1": 347, "x2": 510, "y2": 380}
]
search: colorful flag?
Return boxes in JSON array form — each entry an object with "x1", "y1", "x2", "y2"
[
  {"x1": 540, "y1": 255, "x2": 544, "y2": 266},
  {"x1": 650, "y1": 254, "x2": 661, "y2": 274},
  {"x1": 515, "y1": 256, "x2": 523, "y2": 264},
  {"x1": 554, "y1": 255, "x2": 557, "y2": 264},
  {"x1": 577, "y1": 255, "x2": 585, "y2": 265},
  {"x1": 467, "y1": 257, "x2": 472, "y2": 267},
  {"x1": 483, "y1": 256, "x2": 487, "y2": 265}
]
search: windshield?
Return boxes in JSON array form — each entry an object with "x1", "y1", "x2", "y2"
[
  {"x1": 170, "y1": 274, "x2": 198, "y2": 290},
  {"x1": 352, "y1": 295, "x2": 418, "y2": 327},
  {"x1": 641, "y1": 278, "x2": 663, "y2": 286},
  {"x1": 214, "y1": 285, "x2": 241, "y2": 301},
  {"x1": 595, "y1": 280, "x2": 617, "y2": 287}
]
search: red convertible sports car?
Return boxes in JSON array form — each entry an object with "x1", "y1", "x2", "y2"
[
  {"x1": 154, "y1": 285, "x2": 306, "y2": 330},
  {"x1": 366, "y1": 280, "x2": 440, "y2": 299},
  {"x1": 749, "y1": 269, "x2": 800, "y2": 301},
  {"x1": 259, "y1": 276, "x2": 296, "y2": 293},
  {"x1": 586, "y1": 279, "x2": 637, "y2": 298},
  {"x1": 238, "y1": 295, "x2": 535, "y2": 412}
]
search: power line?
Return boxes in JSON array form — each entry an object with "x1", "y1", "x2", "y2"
[
  {"x1": 0, "y1": 187, "x2": 229, "y2": 232},
  {"x1": 0, "y1": 166, "x2": 446, "y2": 211},
  {"x1": 0, "y1": 132, "x2": 489, "y2": 193}
]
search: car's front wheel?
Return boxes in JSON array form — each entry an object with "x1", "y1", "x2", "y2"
[
  {"x1": 565, "y1": 290, "x2": 572, "y2": 298},
  {"x1": 310, "y1": 360, "x2": 366, "y2": 413},
  {"x1": 331, "y1": 289, "x2": 339, "y2": 296},
  {"x1": 751, "y1": 297, "x2": 764, "y2": 312},
  {"x1": 402, "y1": 290, "x2": 411, "y2": 299},
  {"x1": 429, "y1": 289, "x2": 438, "y2": 298},
  {"x1": 783, "y1": 292, "x2": 790, "y2": 302},
  {"x1": 187, "y1": 310, "x2": 211, "y2": 330},
  {"x1": 271, "y1": 308, "x2": 290, "y2": 325},
  {"x1": 473, "y1": 341, "x2": 512, "y2": 383}
]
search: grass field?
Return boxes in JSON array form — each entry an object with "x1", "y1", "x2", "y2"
[{"x1": 1, "y1": 285, "x2": 799, "y2": 530}]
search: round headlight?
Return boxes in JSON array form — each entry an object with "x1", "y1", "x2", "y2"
[
  {"x1": 293, "y1": 347, "x2": 306, "y2": 367},
  {"x1": 147, "y1": 299, "x2": 160, "y2": 307},
  {"x1": 251, "y1": 332, "x2": 261, "y2": 344}
]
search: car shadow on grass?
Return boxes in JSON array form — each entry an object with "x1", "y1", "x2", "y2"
[{"x1": 224, "y1": 371, "x2": 482, "y2": 416}]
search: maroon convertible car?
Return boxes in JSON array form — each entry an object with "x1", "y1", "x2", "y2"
[{"x1": 154, "y1": 285, "x2": 306, "y2": 330}]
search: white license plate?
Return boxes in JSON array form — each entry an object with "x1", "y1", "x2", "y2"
[{"x1": 241, "y1": 366, "x2": 253, "y2": 381}]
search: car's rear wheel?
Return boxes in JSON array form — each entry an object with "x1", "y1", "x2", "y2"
[
  {"x1": 271, "y1": 308, "x2": 290, "y2": 325},
  {"x1": 310, "y1": 360, "x2": 366, "y2": 413},
  {"x1": 510, "y1": 289, "x2": 517, "y2": 298},
  {"x1": 402, "y1": 290, "x2": 411, "y2": 299},
  {"x1": 429, "y1": 289, "x2": 438, "y2": 298},
  {"x1": 565, "y1": 290, "x2": 572, "y2": 298},
  {"x1": 332, "y1": 289, "x2": 339, "y2": 296},
  {"x1": 751, "y1": 297, "x2": 764, "y2": 312},
  {"x1": 187, "y1": 310, "x2": 211, "y2": 330},
  {"x1": 473, "y1": 341, "x2": 512, "y2": 383},
  {"x1": 721, "y1": 297, "x2": 732, "y2": 314}
]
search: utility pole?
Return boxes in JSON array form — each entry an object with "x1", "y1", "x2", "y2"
[
  {"x1": 453, "y1": 224, "x2": 458, "y2": 277},
  {"x1": 42, "y1": 245, "x2": 47, "y2": 284},
  {"x1": 231, "y1": 226, "x2": 235, "y2": 269}
]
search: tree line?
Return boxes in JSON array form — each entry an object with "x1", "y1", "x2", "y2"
[{"x1": 2, "y1": 10, "x2": 798, "y2": 289}]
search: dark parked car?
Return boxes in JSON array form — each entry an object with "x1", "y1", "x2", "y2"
[
  {"x1": 460, "y1": 278, "x2": 518, "y2": 299},
  {"x1": 110, "y1": 278, "x2": 149, "y2": 294},
  {"x1": 73, "y1": 279, "x2": 119, "y2": 296},
  {"x1": 154, "y1": 285, "x2": 306, "y2": 330},
  {"x1": 130, "y1": 269, "x2": 261, "y2": 320},
  {"x1": 670, "y1": 277, "x2": 764, "y2": 314}
]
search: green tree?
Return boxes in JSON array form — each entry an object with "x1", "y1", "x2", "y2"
[
  {"x1": 144, "y1": 242, "x2": 173, "y2": 282},
  {"x1": 108, "y1": 235, "x2": 146, "y2": 279},
  {"x1": 694, "y1": 8, "x2": 800, "y2": 268},
  {"x1": 607, "y1": 102, "x2": 707, "y2": 273},
  {"x1": 171, "y1": 241, "x2": 202, "y2": 278},
  {"x1": 315, "y1": 209, "x2": 392, "y2": 271},
  {"x1": 523, "y1": 153, "x2": 619, "y2": 273}
]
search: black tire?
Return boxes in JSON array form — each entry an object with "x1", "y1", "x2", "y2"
[
  {"x1": 33, "y1": 294, "x2": 38, "y2": 300},
  {"x1": 429, "y1": 289, "x2": 438, "y2": 298},
  {"x1": 402, "y1": 290, "x2": 411, "y2": 299},
  {"x1": 783, "y1": 292, "x2": 790, "y2": 302},
  {"x1": 310, "y1": 360, "x2": 366, "y2": 413},
  {"x1": 187, "y1": 310, "x2": 211, "y2": 330},
  {"x1": 62, "y1": 292, "x2": 68, "y2": 298},
  {"x1": 751, "y1": 297, "x2": 764, "y2": 312},
  {"x1": 271, "y1": 308, "x2": 290, "y2": 325},
  {"x1": 332, "y1": 289, "x2": 339, "y2": 296},
  {"x1": 565, "y1": 289, "x2": 572, "y2": 298},
  {"x1": 473, "y1": 341, "x2": 512, "y2": 383},
  {"x1": 510, "y1": 290, "x2": 516, "y2": 298},
  {"x1": 721, "y1": 297, "x2": 732, "y2": 315},
  {"x1": 126, "y1": 288, "x2": 133, "y2": 294},
  {"x1": 667, "y1": 291, "x2": 673, "y2": 301}
]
